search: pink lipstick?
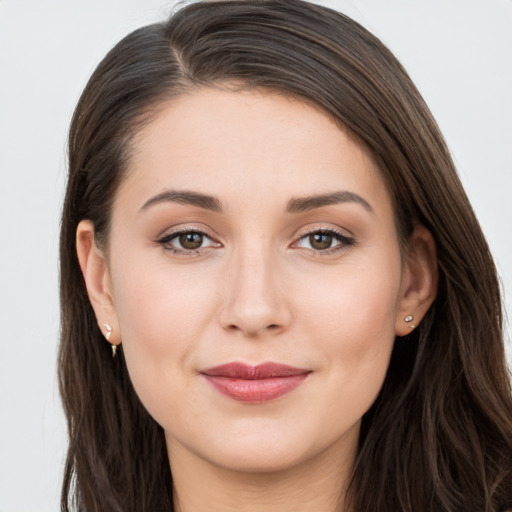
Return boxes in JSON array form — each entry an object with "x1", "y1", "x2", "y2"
[{"x1": 200, "y1": 362, "x2": 311, "y2": 403}]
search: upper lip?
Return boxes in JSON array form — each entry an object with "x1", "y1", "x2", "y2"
[{"x1": 200, "y1": 362, "x2": 311, "y2": 379}]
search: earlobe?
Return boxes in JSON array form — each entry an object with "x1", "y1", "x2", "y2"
[
  {"x1": 76, "y1": 220, "x2": 121, "y2": 344},
  {"x1": 395, "y1": 225, "x2": 438, "y2": 336}
]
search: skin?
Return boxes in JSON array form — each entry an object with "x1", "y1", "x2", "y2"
[{"x1": 77, "y1": 88, "x2": 437, "y2": 511}]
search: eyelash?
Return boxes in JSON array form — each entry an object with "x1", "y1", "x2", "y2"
[
  {"x1": 156, "y1": 228, "x2": 355, "y2": 256},
  {"x1": 157, "y1": 228, "x2": 219, "y2": 255},
  {"x1": 293, "y1": 228, "x2": 355, "y2": 255}
]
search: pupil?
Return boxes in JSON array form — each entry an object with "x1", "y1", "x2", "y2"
[
  {"x1": 310, "y1": 233, "x2": 332, "y2": 250},
  {"x1": 179, "y1": 232, "x2": 203, "y2": 250}
]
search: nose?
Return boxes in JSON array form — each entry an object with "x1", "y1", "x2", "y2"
[{"x1": 218, "y1": 245, "x2": 292, "y2": 338}]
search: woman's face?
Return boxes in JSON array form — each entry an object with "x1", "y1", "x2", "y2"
[{"x1": 83, "y1": 88, "x2": 429, "y2": 474}]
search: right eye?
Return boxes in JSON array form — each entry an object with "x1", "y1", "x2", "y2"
[{"x1": 157, "y1": 229, "x2": 220, "y2": 254}]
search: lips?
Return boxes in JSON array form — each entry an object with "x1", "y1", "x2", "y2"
[{"x1": 200, "y1": 362, "x2": 311, "y2": 403}]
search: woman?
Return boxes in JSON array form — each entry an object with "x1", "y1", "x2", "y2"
[{"x1": 59, "y1": 1, "x2": 512, "y2": 510}]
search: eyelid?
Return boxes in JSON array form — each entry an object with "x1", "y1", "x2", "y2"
[
  {"x1": 155, "y1": 224, "x2": 354, "y2": 256},
  {"x1": 157, "y1": 226, "x2": 222, "y2": 254},
  {"x1": 291, "y1": 226, "x2": 355, "y2": 253}
]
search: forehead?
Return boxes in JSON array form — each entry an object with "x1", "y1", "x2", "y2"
[{"x1": 117, "y1": 87, "x2": 390, "y2": 214}]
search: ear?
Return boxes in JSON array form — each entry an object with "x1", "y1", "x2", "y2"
[
  {"x1": 395, "y1": 225, "x2": 438, "y2": 336},
  {"x1": 76, "y1": 220, "x2": 121, "y2": 345}
]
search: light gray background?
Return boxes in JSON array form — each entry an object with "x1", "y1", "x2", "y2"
[{"x1": 1, "y1": 1, "x2": 511, "y2": 510}]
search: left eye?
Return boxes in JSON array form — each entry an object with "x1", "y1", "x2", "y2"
[{"x1": 295, "y1": 230, "x2": 351, "y2": 251}]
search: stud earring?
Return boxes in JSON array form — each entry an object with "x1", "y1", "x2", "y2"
[
  {"x1": 404, "y1": 315, "x2": 416, "y2": 329},
  {"x1": 103, "y1": 322, "x2": 112, "y2": 340},
  {"x1": 102, "y1": 323, "x2": 117, "y2": 358}
]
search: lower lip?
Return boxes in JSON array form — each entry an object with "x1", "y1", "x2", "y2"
[{"x1": 203, "y1": 374, "x2": 309, "y2": 403}]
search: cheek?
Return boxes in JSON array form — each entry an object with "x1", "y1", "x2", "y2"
[
  {"x1": 110, "y1": 256, "x2": 217, "y2": 399},
  {"x1": 300, "y1": 257, "x2": 401, "y2": 340},
  {"x1": 115, "y1": 255, "x2": 216, "y2": 332},
  {"x1": 298, "y1": 257, "x2": 401, "y2": 397}
]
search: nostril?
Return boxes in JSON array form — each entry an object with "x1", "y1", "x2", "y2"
[{"x1": 225, "y1": 323, "x2": 281, "y2": 335}]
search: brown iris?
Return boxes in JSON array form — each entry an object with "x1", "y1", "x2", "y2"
[
  {"x1": 309, "y1": 232, "x2": 333, "y2": 250},
  {"x1": 179, "y1": 232, "x2": 204, "y2": 250}
]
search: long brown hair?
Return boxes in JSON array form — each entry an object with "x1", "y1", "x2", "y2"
[{"x1": 59, "y1": 1, "x2": 512, "y2": 510}]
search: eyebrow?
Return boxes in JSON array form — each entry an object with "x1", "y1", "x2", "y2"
[
  {"x1": 140, "y1": 190, "x2": 223, "y2": 213},
  {"x1": 139, "y1": 189, "x2": 373, "y2": 215},
  {"x1": 285, "y1": 191, "x2": 373, "y2": 214}
]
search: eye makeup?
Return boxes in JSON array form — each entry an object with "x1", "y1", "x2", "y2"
[{"x1": 156, "y1": 225, "x2": 355, "y2": 258}]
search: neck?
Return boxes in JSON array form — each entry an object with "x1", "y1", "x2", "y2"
[{"x1": 168, "y1": 432, "x2": 357, "y2": 512}]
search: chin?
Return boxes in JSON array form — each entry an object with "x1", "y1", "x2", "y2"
[
  {"x1": 169, "y1": 414, "x2": 359, "y2": 476},
  {"x1": 202, "y1": 439, "x2": 316, "y2": 474}
]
